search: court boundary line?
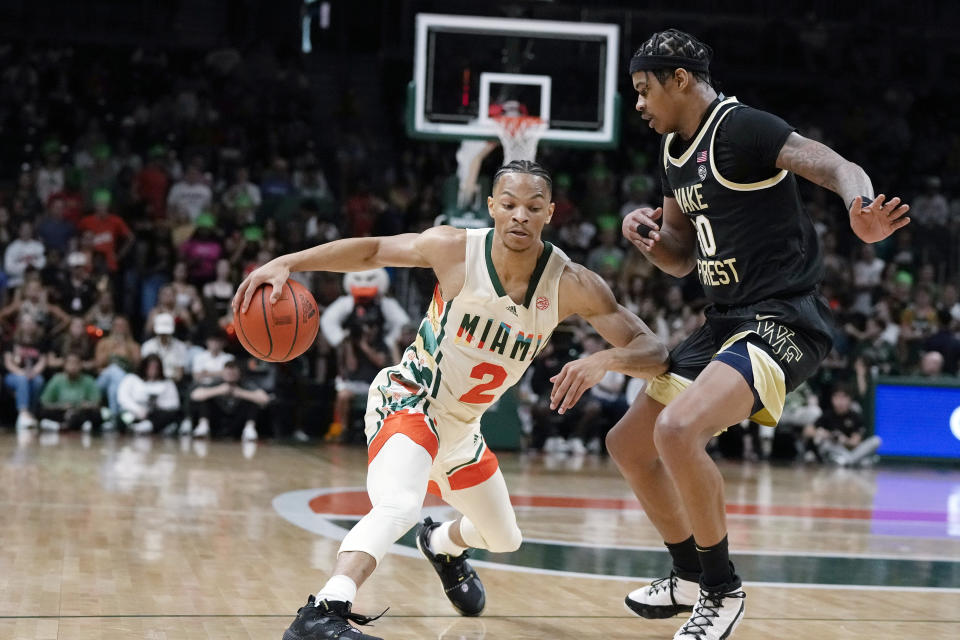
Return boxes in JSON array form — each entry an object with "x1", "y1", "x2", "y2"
[
  {"x1": 6, "y1": 498, "x2": 954, "y2": 539},
  {"x1": 519, "y1": 535, "x2": 960, "y2": 564},
  {"x1": 275, "y1": 489, "x2": 960, "y2": 594}
]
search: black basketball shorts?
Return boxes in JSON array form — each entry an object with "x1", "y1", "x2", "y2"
[{"x1": 646, "y1": 292, "x2": 834, "y2": 426}]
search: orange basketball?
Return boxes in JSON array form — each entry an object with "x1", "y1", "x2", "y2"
[{"x1": 234, "y1": 279, "x2": 320, "y2": 362}]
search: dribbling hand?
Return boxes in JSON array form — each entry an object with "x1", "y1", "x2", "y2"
[
  {"x1": 622, "y1": 207, "x2": 662, "y2": 252},
  {"x1": 233, "y1": 258, "x2": 291, "y2": 314}
]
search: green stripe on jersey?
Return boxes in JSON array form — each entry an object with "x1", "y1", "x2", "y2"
[
  {"x1": 445, "y1": 439, "x2": 485, "y2": 475},
  {"x1": 522, "y1": 241, "x2": 554, "y2": 307},
  {"x1": 484, "y1": 230, "x2": 508, "y2": 297}
]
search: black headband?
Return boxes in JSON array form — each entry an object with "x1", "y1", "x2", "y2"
[{"x1": 629, "y1": 54, "x2": 710, "y2": 74}]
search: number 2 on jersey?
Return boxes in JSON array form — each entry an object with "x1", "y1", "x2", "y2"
[{"x1": 459, "y1": 362, "x2": 508, "y2": 404}]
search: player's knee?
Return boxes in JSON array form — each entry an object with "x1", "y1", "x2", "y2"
[
  {"x1": 605, "y1": 421, "x2": 629, "y2": 458},
  {"x1": 653, "y1": 408, "x2": 697, "y2": 452},
  {"x1": 484, "y1": 523, "x2": 522, "y2": 553},
  {"x1": 373, "y1": 489, "x2": 422, "y2": 531},
  {"x1": 606, "y1": 419, "x2": 657, "y2": 468}
]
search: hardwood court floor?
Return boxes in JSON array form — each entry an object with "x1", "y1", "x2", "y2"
[{"x1": 1, "y1": 431, "x2": 958, "y2": 639}]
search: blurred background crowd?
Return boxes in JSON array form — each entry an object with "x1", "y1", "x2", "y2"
[{"x1": 0, "y1": 0, "x2": 957, "y2": 465}]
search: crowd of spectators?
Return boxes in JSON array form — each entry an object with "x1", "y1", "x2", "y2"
[
  {"x1": 0, "y1": 43, "x2": 339, "y2": 440},
  {"x1": 0, "y1": 39, "x2": 958, "y2": 463}
]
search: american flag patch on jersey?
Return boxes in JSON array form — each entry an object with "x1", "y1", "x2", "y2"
[{"x1": 697, "y1": 150, "x2": 708, "y2": 163}]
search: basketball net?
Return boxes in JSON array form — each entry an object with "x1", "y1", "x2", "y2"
[
  {"x1": 453, "y1": 103, "x2": 547, "y2": 210},
  {"x1": 493, "y1": 115, "x2": 547, "y2": 164}
]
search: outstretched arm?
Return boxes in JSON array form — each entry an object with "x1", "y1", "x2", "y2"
[
  {"x1": 234, "y1": 226, "x2": 464, "y2": 313},
  {"x1": 549, "y1": 265, "x2": 668, "y2": 414},
  {"x1": 776, "y1": 132, "x2": 910, "y2": 243}
]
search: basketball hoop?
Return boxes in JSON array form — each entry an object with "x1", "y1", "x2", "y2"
[{"x1": 493, "y1": 115, "x2": 547, "y2": 164}]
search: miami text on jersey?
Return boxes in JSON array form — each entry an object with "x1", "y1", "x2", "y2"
[{"x1": 455, "y1": 312, "x2": 546, "y2": 362}]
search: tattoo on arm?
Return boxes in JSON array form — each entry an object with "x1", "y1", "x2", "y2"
[
  {"x1": 778, "y1": 135, "x2": 841, "y2": 190},
  {"x1": 778, "y1": 133, "x2": 872, "y2": 207}
]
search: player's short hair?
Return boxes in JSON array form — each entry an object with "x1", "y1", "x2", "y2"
[
  {"x1": 492, "y1": 160, "x2": 553, "y2": 194},
  {"x1": 631, "y1": 28, "x2": 713, "y2": 86}
]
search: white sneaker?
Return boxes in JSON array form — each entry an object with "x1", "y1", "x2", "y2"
[
  {"x1": 179, "y1": 418, "x2": 193, "y2": 436},
  {"x1": 81, "y1": 420, "x2": 93, "y2": 433},
  {"x1": 131, "y1": 419, "x2": 154, "y2": 434},
  {"x1": 673, "y1": 584, "x2": 746, "y2": 639},
  {"x1": 543, "y1": 436, "x2": 569, "y2": 454},
  {"x1": 625, "y1": 572, "x2": 699, "y2": 619},
  {"x1": 567, "y1": 437, "x2": 587, "y2": 455},
  {"x1": 16, "y1": 412, "x2": 37, "y2": 431},
  {"x1": 542, "y1": 436, "x2": 562, "y2": 453},
  {"x1": 291, "y1": 429, "x2": 310, "y2": 443},
  {"x1": 241, "y1": 422, "x2": 258, "y2": 442},
  {"x1": 40, "y1": 418, "x2": 62, "y2": 432},
  {"x1": 193, "y1": 419, "x2": 210, "y2": 438}
]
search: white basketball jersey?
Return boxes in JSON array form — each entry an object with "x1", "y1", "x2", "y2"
[{"x1": 373, "y1": 228, "x2": 569, "y2": 426}]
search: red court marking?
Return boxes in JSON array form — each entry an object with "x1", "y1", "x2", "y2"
[
  {"x1": 309, "y1": 490, "x2": 446, "y2": 515},
  {"x1": 307, "y1": 490, "x2": 946, "y2": 523}
]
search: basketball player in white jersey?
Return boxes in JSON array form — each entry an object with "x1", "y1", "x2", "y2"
[{"x1": 235, "y1": 160, "x2": 669, "y2": 639}]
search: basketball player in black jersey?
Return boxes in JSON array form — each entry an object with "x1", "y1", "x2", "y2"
[{"x1": 608, "y1": 29, "x2": 911, "y2": 640}]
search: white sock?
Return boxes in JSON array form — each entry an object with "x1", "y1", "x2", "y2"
[
  {"x1": 458, "y1": 516, "x2": 487, "y2": 549},
  {"x1": 429, "y1": 520, "x2": 468, "y2": 557},
  {"x1": 317, "y1": 574, "x2": 357, "y2": 605}
]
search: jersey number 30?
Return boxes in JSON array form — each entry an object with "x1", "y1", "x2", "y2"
[{"x1": 459, "y1": 362, "x2": 508, "y2": 404}]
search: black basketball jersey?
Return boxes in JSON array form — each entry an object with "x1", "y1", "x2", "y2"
[{"x1": 660, "y1": 97, "x2": 823, "y2": 306}]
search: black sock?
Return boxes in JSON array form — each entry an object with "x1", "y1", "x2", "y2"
[
  {"x1": 696, "y1": 535, "x2": 735, "y2": 589},
  {"x1": 665, "y1": 535, "x2": 701, "y2": 580}
]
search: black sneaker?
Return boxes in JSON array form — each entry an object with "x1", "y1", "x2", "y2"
[
  {"x1": 281, "y1": 595, "x2": 384, "y2": 640},
  {"x1": 415, "y1": 517, "x2": 486, "y2": 616}
]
